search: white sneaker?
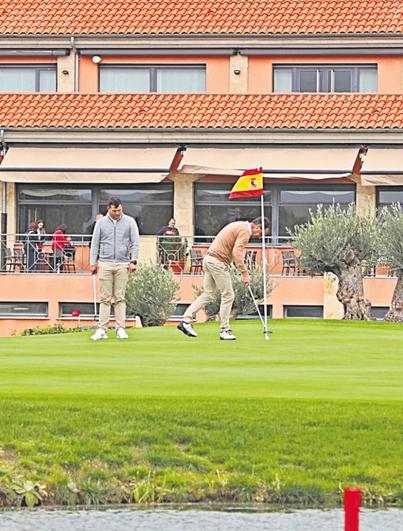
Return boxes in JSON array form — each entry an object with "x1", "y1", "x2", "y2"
[
  {"x1": 116, "y1": 327, "x2": 129, "y2": 339},
  {"x1": 177, "y1": 321, "x2": 198, "y2": 337},
  {"x1": 91, "y1": 328, "x2": 108, "y2": 341},
  {"x1": 220, "y1": 329, "x2": 237, "y2": 341}
]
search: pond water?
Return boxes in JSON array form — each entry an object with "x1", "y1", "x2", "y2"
[{"x1": 0, "y1": 507, "x2": 402, "y2": 531}]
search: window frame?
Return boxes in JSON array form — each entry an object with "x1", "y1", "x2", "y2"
[
  {"x1": 376, "y1": 186, "x2": 403, "y2": 210},
  {"x1": 17, "y1": 183, "x2": 174, "y2": 236},
  {"x1": 273, "y1": 64, "x2": 377, "y2": 93},
  {"x1": 284, "y1": 305, "x2": 323, "y2": 319},
  {"x1": 0, "y1": 301, "x2": 48, "y2": 318},
  {"x1": 0, "y1": 64, "x2": 57, "y2": 92},
  {"x1": 99, "y1": 64, "x2": 206, "y2": 93},
  {"x1": 194, "y1": 182, "x2": 355, "y2": 242}
]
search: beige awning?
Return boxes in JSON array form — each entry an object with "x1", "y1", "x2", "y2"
[
  {"x1": 0, "y1": 147, "x2": 175, "y2": 183},
  {"x1": 360, "y1": 148, "x2": 403, "y2": 186},
  {"x1": 178, "y1": 147, "x2": 359, "y2": 179}
]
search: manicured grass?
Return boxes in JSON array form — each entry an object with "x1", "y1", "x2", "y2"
[{"x1": 0, "y1": 320, "x2": 402, "y2": 507}]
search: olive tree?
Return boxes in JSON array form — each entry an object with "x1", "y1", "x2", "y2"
[
  {"x1": 292, "y1": 204, "x2": 380, "y2": 320},
  {"x1": 126, "y1": 264, "x2": 179, "y2": 326},
  {"x1": 379, "y1": 204, "x2": 403, "y2": 322}
]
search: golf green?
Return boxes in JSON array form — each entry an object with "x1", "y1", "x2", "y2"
[{"x1": 0, "y1": 319, "x2": 402, "y2": 507}]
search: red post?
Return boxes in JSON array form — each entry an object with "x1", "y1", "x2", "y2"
[{"x1": 344, "y1": 488, "x2": 361, "y2": 531}]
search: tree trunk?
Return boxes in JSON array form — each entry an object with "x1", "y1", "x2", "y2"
[
  {"x1": 336, "y1": 250, "x2": 374, "y2": 320},
  {"x1": 384, "y1": 275, "x2": 403, "y2": 322}
]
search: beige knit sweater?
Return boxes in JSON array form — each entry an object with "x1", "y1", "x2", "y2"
[{"x1": 207, "y1": 221, "x2": 251, "y2": 273}]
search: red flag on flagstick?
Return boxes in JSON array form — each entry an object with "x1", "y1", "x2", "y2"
[{"x1": 229, "y1": 168, "x2": 264, "y2": 199}]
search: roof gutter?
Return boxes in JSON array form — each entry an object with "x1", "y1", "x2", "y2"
[
  {"x1": 79, "y1": 48, "x2": 234, "y2": 56},
  {"x1": 0, "y1": 49, "x2": 68, "y2": 56}
]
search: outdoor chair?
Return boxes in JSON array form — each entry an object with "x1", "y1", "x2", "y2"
[
  {"x1": 245, "y1": 250, "x2": 258, "y2": 271},
  {"x1": 4, "y1": 246, "x2": 25, "y2": 272},
  {"x1": 189, "y1": 249, "x2": 204, "y2": 274},
  {"x1": 60, "y1": 246, "x2": 76, "y2": 273},
  {"x1": 281, "y1": 250, "x2": 298, "y2": 275}
]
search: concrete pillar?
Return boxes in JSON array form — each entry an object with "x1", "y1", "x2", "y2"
[
  {"x1": 229, "y1": 54, "x2": 248, "y2": 94},
  {"x1": 323, "y1": 272, "x2": 344, "y2": 319},
  {"x1": 355, "y1": 183, "x2": 376, "y2": 218},
  {"x1": 6, "y1": 182, "x2": 16, "y2": 235},
  {"x1": 57, "y1": 52, "x2": 76, "y2": 93},
  {"x1": 171, "y1": 174, "x2": 198, "y2": 238},
  {"x1": 138, "y1": 236, "x2": 158, "y2": 265}
]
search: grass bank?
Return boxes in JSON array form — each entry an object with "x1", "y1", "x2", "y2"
[{"x1": 0, "y1": 320, "x2": 402, "y2": 508}]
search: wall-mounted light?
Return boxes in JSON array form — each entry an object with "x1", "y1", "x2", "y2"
[
  {"x1": 233, "y1": 69, "x2": 241, "y2": 75},
  {"x1": 92, "y1": 55, "x2": 102, "y2": 64},
  {"x1": 62, "y1": 69, "x2": 69, "y2": 75}
]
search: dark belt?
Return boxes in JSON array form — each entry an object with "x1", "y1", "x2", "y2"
[{"x1": 206, "y1": 251, "x2": 227, "y2": 264}]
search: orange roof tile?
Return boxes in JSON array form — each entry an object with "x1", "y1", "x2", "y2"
[
  {"x1": 0, "y1": 0, "x2": 401, "y2": 35},
  {"x1": 0, "y1": 93, "x2": 402, "y2": 129}
]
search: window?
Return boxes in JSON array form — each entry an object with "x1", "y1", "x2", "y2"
[
  {"x1": 169, "y1": 303, "x2": 190, "y2": 319},
  {"x1": 100, "y1": 65, "x2": 206, "y2": 93},
  {"x1": 194, "y1": 183, "x2": 271, "y2": 239},
  {"x1": 377, "y1": 187, "x2": 403, "y2": 210},
  {"x1": 99, "y1": 184, "x2": 173, "y2": 235},
  {"x1": 0, "y1": 302, "x2": 48, "y2": 318},
  {"x1": 17, "y1": 184, "x2": 173, "y2": 236},
  {"x1": 237, "y1": 305, "x2": 272, "y2": 320},
  {"x1": 60, "y1": 303, "x2": 134, "y2": 318},
  {"x1": 284, "y1": 305, "x2": 323, "y2": 318},
  {"x1": 60, "y1": 302, "x2": 98, "y2": 318},
  {"x1": 278, "y1": 186, "x2": 355, "y2": 238},
  {"x1": 0, "y1": 65, "x2": 57, "y2": 92},
  {"x1": 372, "y1": 307, "x2": 388, "y2": 321},
  {"x1": 273, "y1": 65, "x2": 377, "y2": 93},
  {"x1": 194, "y1": 183, "x2": 354, "y2": 241},
  {"x1": 18, "y1": 186, "x2": 93, "y2": 235}
]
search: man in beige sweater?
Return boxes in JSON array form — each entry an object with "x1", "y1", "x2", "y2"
[{"x1": 178, "y1": 217, "x2": 269, "y2": 340}]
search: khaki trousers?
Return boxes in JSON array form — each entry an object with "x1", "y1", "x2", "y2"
[
  {"x1": 98, "y1": 261, "x2": 129, "y2": 330},
  {"x1": 183, "y1": 255, "x2": 234, "y2": 330}
]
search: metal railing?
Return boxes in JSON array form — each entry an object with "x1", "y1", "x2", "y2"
[
  {"x1": 0, "y1": 233, "x2": 91, "y2": 274},
  {"x1": 0, "y1": 233, "x2": 395, "y2": 277}
]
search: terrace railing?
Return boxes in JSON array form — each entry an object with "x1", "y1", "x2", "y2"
[
  {"x1": 0, "y1": 233, "x2": 395, "y2": 277},
  {"x1": 0, "y1": 233, "x2": 91, "y2": 274}
]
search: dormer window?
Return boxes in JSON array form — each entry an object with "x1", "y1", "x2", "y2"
[
  {"x1": 273, "y1": 65, "x2": 377, "y2": 93},
  {"x1": 99, "y1": 65, "x2": 206, "y2": 93},
  {"x1": 0, "y1": 65, "x2": 57, "y2": 92}
]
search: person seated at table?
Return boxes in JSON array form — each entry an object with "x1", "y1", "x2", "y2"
[
  {"x1": 25, "y1": 221, "x2": 39, "y2": 272},
  {"x1": 51, "y1": 224, "x2": 71, "y2": 273}
]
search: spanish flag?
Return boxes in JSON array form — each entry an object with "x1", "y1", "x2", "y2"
[{"x1": 229, "y1": 168, "x2": 264, "y2": 199}]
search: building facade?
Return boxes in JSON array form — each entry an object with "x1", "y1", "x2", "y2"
[{"x1": 0, "y1": 0, "x2": 402, "y2": 335}]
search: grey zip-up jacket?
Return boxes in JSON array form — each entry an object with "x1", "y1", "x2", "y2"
[{"x1": 90, "y1": 213, "x2": 139, "y2": 266}]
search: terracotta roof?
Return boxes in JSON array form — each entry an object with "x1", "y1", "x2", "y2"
[
  {"x1": 0, "y1": 93, "x2": 402, "y2": 129},
  {"x1": 0, "y1": 0, "x2": 401, "y2": 35}
]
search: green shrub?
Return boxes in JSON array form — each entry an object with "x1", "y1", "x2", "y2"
[
  {"x1": 21, "y1": 324, "x2": 85, "y2": 336},
  {"x1": 194, "y1": 266, "x2": 272, "y2": 320},
  {"x1": 126, "y1": 264, "x2": 179, "y2": 326}
]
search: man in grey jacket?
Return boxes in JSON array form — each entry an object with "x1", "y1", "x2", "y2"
[{"x1": 90, "y1": 196, "x2": 139, "y2": 340}]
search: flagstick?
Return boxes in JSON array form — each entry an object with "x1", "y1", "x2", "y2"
[{"x1": 260, "y1": 194, "x2": 269, "y2": 340}]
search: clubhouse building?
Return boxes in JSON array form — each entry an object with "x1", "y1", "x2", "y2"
[{"x1": 0, "y1": 0, "x2": 402, "y2": 334}]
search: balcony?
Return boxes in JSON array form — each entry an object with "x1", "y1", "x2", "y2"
[{"x1": 0, "y1": 233, "x2": 397, "y2": 278}]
